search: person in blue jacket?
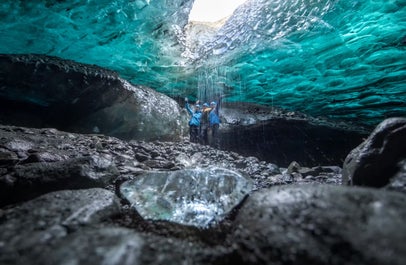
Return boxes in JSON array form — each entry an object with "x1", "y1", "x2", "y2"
[
  {"x1": 185, "y1": 98, "x2": 202, "y2": 143},
  {"x1": 209, "y1": 99, "x2": 221, "y2": 148}
]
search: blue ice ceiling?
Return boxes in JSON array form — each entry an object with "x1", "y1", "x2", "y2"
[{"x1": 0, "y1": 0, "x2": 405, "y2": 129}]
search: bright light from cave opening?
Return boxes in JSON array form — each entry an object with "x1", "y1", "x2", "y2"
[{"x1": 189, "y1": 0, "x2": 248, "y2": 22}]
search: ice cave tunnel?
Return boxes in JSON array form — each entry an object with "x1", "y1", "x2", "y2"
[
  {"x1": 0, "y1": 2, "x2": 406, "y2": 264},
  {"x1": 0, "y1": 0, "x2": 405, "y2": 165}
]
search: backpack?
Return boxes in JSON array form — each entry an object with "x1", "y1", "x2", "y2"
[{"x1": 201, "y1": 109, "x2": 210, "y2": 125}]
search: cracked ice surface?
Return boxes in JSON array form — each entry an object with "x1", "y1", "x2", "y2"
[{"x1": 120, "y1": 167, "x2": 253, "y2": 228}]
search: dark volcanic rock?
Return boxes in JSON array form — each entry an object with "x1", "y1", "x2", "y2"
[
  {"x1": 30, "y1": 227, "x2": 144, "y2": 265},
  {"x1": 0, "y1": 188, "x2": 120, "y2": 265},
  {"x1": 0, "y1": 125, "x2": 285, "y2": 205},
  {"x1": 2, "y1": 155, "x2": 118, "y2": 205},
  {"x1": 342, "y1": 117, "x2": 406, "y2": 187},
  {"x1": 0, "y1": 127, "x2": 120, "y2": 206},
  {"x1": 1, "y1": 123, "x2": 405, "y2": 265},
  {"x1": 227, "y1": 184, "x2": 406, "y2": 265},
  {"x1": 0, "y1": 54, "x2": 187, "y2": 141},
  {"x1": 386, "y1": 158, "x2": 406, "y2": 193}
]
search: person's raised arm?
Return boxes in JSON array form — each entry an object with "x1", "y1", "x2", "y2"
[{"x1": 185, "y1": 98, "x2": 193, "y2": 115}]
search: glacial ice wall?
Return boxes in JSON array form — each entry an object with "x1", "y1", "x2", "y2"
[
  {"x1": 0, "y1": 0, "x2": 194, "y2": 87},
  {"x1": 0, "y1": 0, "x2": 405, "y2": 128},
  {"x1": 189, "y1": 0, "x2": 406, "y2": 128}
]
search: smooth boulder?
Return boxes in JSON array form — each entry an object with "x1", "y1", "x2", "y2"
[
  {"x1": 342, "y1": 117, "x2": 406, "y2": 187},
  {"x1": 227, "y1": 184, "x2": 406, "y2": 265}
]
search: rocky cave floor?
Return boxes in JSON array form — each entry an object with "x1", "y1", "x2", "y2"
[{"x1": 1, "y1": 124, "x2": 405, "y2": 265}]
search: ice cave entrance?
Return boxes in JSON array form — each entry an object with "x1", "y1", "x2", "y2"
[{"x1": 189, "y1": 0, "x2": 247, "y2": 22}]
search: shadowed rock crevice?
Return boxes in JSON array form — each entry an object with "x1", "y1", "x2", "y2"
[{"x1": 219, "y1": 114, "x2": 367, "y2": 167}]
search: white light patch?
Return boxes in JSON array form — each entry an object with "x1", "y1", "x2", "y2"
[{"x1": 189, "y1": 0, "x2": 247, "y2": 22}]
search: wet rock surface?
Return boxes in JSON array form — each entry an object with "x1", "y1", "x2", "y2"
[
  {"x1": 386, "y1": 158, "x2": 406, "y2": 193},
  {"x1": 342, "y1": 117, "x2": 406, "y2": 187},
  {"x1": 0, "y1": 122, "x2": 405, "y2": 265},
  {"x1": 228, "y1": 184, "x2": 406, "y2": 265},
  {"x1": 35, "y1": 227, "x2": 144, "y2": 265},
  {"x1": 0, "y1": 188, "x2": 120, "y2": 265}
]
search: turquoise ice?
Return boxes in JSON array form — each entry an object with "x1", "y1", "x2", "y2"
[{"x1": 0, "y1": 0, "x2": 405, "y2": 128}]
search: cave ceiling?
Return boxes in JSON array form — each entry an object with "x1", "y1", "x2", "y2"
[{"x1": 0, "y1": 0, "x2": 405, "y2": 129}]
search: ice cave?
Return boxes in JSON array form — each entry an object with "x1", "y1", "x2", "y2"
[
  {"x1": 1, "y1": 0, "x2": 405, "y2": 128},
  {"x1": 0, "y1": 1, "x2": 405, "y2": 265}
]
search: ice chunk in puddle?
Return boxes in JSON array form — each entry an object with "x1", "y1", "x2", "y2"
[{"x1": 120, "y1": 167, "x2": 253, "y2": 228}]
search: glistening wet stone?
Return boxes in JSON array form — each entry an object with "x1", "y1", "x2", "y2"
[{"x1": 120, "y1": 167, "x2": 253, "y2": 228}]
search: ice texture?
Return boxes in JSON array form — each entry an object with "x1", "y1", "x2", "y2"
[
  {"x1": 190, "y1": 0, "x2": 406, "y2": 128},
  {"x1": 0, "y1": 0, "x2": 405, "y2": 128},
  {"x1": 120, "y1": 167, "x2": 253, "y2": 228}
]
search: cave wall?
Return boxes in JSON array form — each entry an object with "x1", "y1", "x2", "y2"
[
  {"x1": 0, "y1": 0, "x2": 404, "y2": 129},
  {"x1": 0, "y1": 54, "x2": 188, "y2": 141},
  {"x1": 220, "y1": 118, "x2": 367, "y2": 167}
]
